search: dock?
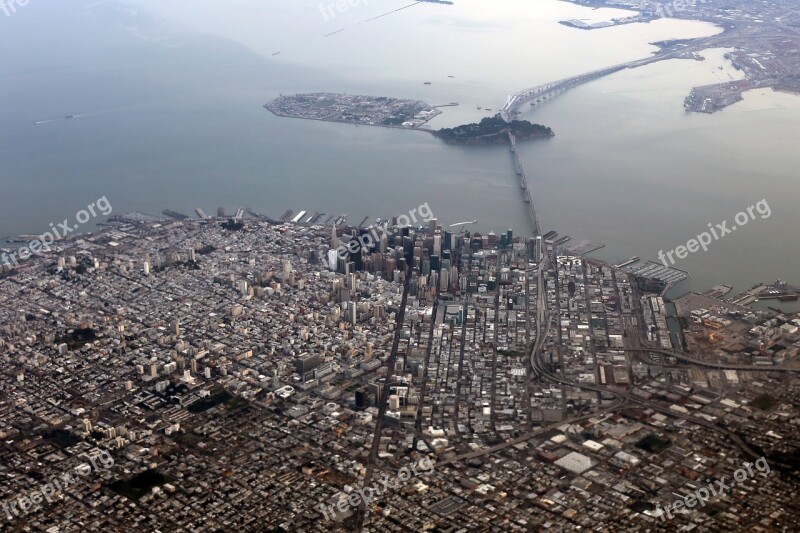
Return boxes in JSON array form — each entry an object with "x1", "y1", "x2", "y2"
[
  {"x1": 613, "y1": 256, "x2": 640, "y2": 269},
  {"x1": 162, "y1": 209, "x2": 190, "y2": 220},
  {"x1": 626, "y1": 261, "x2": 690, "y2": 285},
  {"x1": 563, "y1": 240, "x2": 605, "y2": 256}
]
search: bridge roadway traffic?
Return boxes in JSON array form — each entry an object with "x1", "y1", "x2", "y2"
[{"x1": 508, "y1": 131, "x2": 541, "y2": 236}]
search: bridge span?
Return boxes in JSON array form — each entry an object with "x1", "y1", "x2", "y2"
[
  {"x1": 508, "y1": 131, "x2": 540, "y2": 235},
  {"x1": 501, "y1": 57, "x2": 659, "y2": 122}
]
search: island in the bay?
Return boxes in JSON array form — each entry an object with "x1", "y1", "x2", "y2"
[
  {"x1": 265, "y1": 93, "x2": 442, "y2": 129},
  {"x1": 434, "y1": 114, "x2": 554, "y2": 145},
  {"x1": 265, "y1": 93, "x2": 554, "y2": 145}
]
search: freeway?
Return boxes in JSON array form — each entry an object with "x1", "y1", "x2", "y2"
[{"x1": 624, "y1": 346, "x2": 799, "y2": 372}]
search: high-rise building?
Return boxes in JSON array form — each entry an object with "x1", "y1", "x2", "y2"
[
  {"x1": 534, "y1": 236, "x2": 543, "y2": 263},
  {"x1": 331, "y1": 224, "x2": 339, "y2": 249},
  {"x1": 348, "y1": 301, "x2": 357, "y2": 325}
]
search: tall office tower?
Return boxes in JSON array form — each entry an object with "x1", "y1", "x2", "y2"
[
  {"x1": 428, "y1": 218, "x2": 438, "y2": 234},
  {"x1": 443, "y1": 230, "x2": 452, "y2": 250},
  {"x1": 331, "y1": 224, "x2": 339, "y2": 249},
  {"x1": 421, "y1": 259, "x2": 430, "y2": 276},
  {"x1": 188, "y1": 247, "x2": 196, "y2": 262},
  {"x1": 217, "y1": 207, "x2": 225, "y2": 217},
  {"x1": 430, "y1": 271, "x2": 439, "y2": 292},
  {"x1": 507, "y1": 229, "x2": 513, "y2": 243},
  {"x1": 143, "y1": 260, "x2": 150, "y2": 276},
  {"x1": 389, "y1": 395, "x2": 400, "y2": 411},
  {"x1": 380, "y1": 233, "x2": 388, "y2": 253},
  {"x1": 439, "y1": 269, "x2": 449, "y2": 290},
  {"x1": 355, "y1": 389, "x2": 368, "y2": 409},
  {"x1": 83, "y1": 419, "x2": 93, "y2": 433},
  {"x1": 500, "y1": 233, "x2": 508, "y2": 248},
  {"x1": 403, "y1": 236, "x2": 413, "y2": 257},
  {"x1": 170, "y1": 320, "x2": 180, "y2": 336},
  {"x1": 348, "y1": 301, "x2": 357, "y2": 325},
  {"x1": 191, "y1": 358, "x2": 198, "y2": 373},
  {"x1": 149, "y1": 362, "x2": 158, "y2": 378},
  {"x1": 328, "y1": 249, "x2": 339, "y2": 271},
  {"x1": 534, "y1": 236, "x2": 542, "y2": 263},
  {"x1": 433, "y1": 234, "x2": 441, "y2": 256},
  {"x1": 348, "y1": 273, "x2": 357, "y2": 291},
  {"x1": 430, "y1": 254, "x2": 440, "y2": 272}
]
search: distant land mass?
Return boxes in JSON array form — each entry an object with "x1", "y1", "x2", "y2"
[{"x1": 434, "y1": 114, "x2": 554, "y2": 145}]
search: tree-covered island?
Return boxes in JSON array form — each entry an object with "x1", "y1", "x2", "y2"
[{"x1": 434, "y1": 114, "x2": 554, "y2": 145}]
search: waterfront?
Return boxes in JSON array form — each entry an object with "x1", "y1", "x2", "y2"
[{"x1": 1, "y1": 0, "x2": 798, "y2": 303}]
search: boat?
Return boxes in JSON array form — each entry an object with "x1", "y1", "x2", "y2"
[
  {"x1": 448, "y1": 101, "x2": 458, "y2": 105},
  {"x1": 424, "y1": 82, "x2": 432, "y2": 85},
  {"x1": 476, "y1": 106, "x2": 482, "y2": 110},
  {"x1": 65, "y1": 115, "x2": 75, "y2": 119}
]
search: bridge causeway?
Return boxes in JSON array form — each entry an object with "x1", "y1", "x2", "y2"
[{"x1": 507, "y1": 131, "x2": 540, "y2": 235}]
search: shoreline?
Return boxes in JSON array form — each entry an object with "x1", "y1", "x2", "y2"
[{"x1": 263, "y1": 105, "x2": 438, "y2": 135}]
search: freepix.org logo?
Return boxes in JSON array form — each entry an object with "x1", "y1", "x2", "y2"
[
  {"x1": 336, "y1": 202, "x2": 434, "y2": 260},
  {"x1": 1, "y1": 0, "x2": 30, "y2": 17},
  {"x1": 319, "y1": 0, "x2": 369, "y2": 21},
  {"x1": 2, "y1": 450, "x2": 114, "y2": 521},
  {"x1": 317, "y1": 457, "x2": 434, "y2": 521},
  {"x1": 657, "y1": 199, "x2": 770, "y2": 267},
  {"x1": 1, "y1": 196, "x2": 113, "y2": 267}
]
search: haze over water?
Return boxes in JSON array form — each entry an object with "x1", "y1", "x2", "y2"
[{"x1": 1, "y1": 0, "x2": 798, "y2": 303}]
